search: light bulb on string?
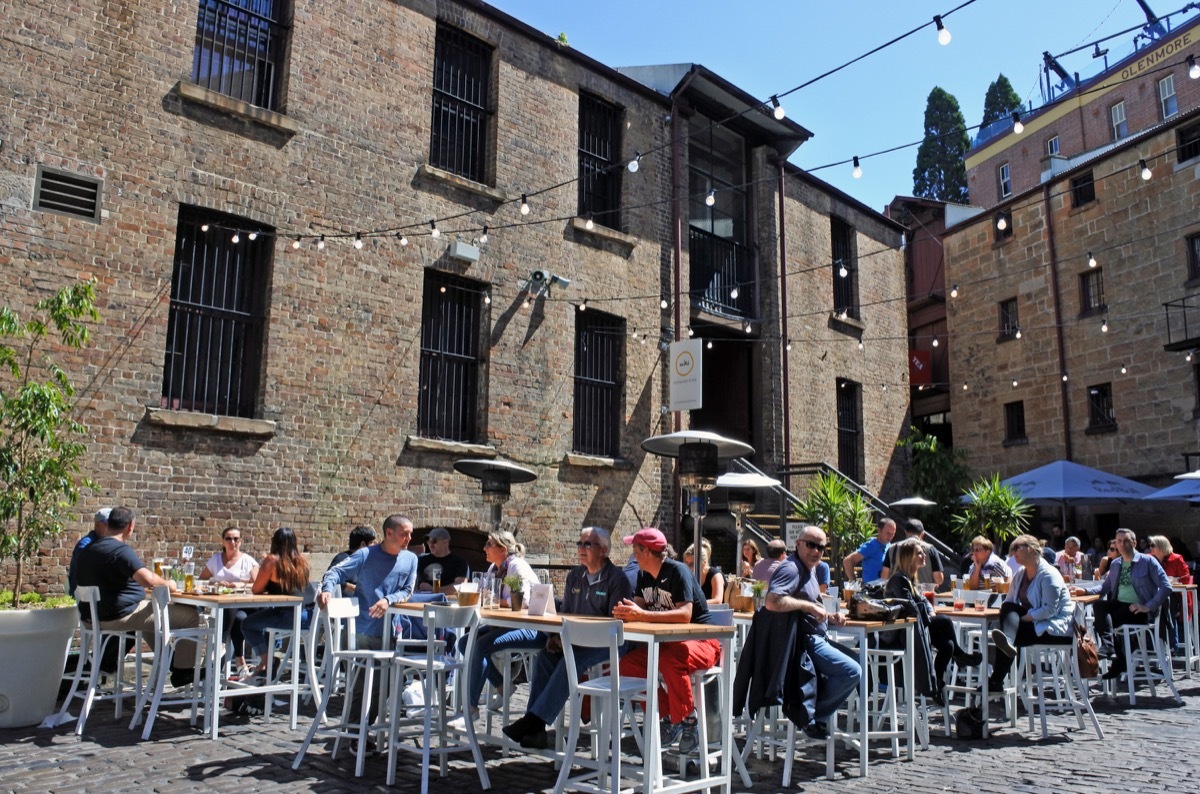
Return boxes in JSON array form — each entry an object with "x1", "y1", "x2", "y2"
[
  {"x1": 231, "y1": 232, "x2": 240, "y2": 244},
  {"x1": 201, "y1": 224, "x2": 210, "y2": 232},
  {"x1": 439, "y1": 285, "x2": 446, "y2": 294},
  {"x1": 933, "y1": 15, "x2": 951, "y2": 45},
  {"x1": 950, "y1": 284, "x2": 958, "y2": 298},
  {"x1": 1011, "y1": 111, "x2": 1024, "y2": 135},
  {"x1": 585, "y1": 214, "x2": 594, "y2": 231},
  {"x1": 1012, "y1": 378, "x2": 1019, "y2": 387},
  {"x1": 1015, "y1": 327, "x2": 1022, "y2": 339},
  {"x1": 429, "y1": 220, "x2": 440, "y2": 239},
  {"x1": 660, "y1": 298, "x2": 669, "y2": 309},
  {"x1": 292, "y1": 237, "x2": 301, "y2": 250},
  {"x1": 1120, "y1": 365, "x2": 1127, "y2": 375},
  {"x1": 1062, "y1": 374, "x2": 1069, "y2": 382},
  {"x1": 932, "y1": 336, "x2": 939, "y2": 347},
  {"x1": 785, "y1": 339, "x2": 792, "y2": 352},
  {"x1": 730, "y1": 286, "x2": 739, "y2": 300},
  {"x1": 770, "y1": 96, "x2": 785, "y2": 120},
  {"x1": 1188, "y1": 351, "x2": 1194, "y2": 363},
  {"x1": 1088, "y1": 252, "x2": 1096, "y2": 268},
  {"x1": 1140, "y1": 159, "x2": 1152, "y2": 181},
  {"x1": 744, "y1": 321, "x2": 752, "y2": 334},
  {"x1": 857, "y1": 340, "x2": 864, "y2": 351},
  {"x1": 480, "y1": 226, "x2": 489, "y2": 244},
  {"x1": 1190, "y1": 54, "x2": 1200, "y2": 79},
  {"x1": 578, "y1": 300, "x2": 587, "y2": 312},
  {"x1": 688, "y1": 327, "x2": 695, "y2": 337},
  {"x1": 1101, "y1": 317, "x2": 1109, "y2": 333},
  {"x1": 705, "y1": 189, "x2": 716, "y2": 207},
  {"x1": 399, "y1": 234, "x2": 409, "y2": 247},
  {"x1": 523, "y1": 295, "x2": 532, "y2": 309},
  {"x1": 962, "y1": 383, "x2": 968, "y2": 391},
  {"x1": 996, "y1": 214, "x2": 1007, "y2": 231},
  {"x1": 706, "y1": 340, "x2": 713, "y2": 349},
  {"x1": 248, "y1": 232, "x2": 258, "y2": 241},
  {"x1": 838, "y1": 264, "x2": 848, "y2": 278},
  {"x1": 519, "y1": 194, "x2": 530, "y2": 215},
  {"x1": 627, "y1": 152, "x2": 641, "y2": 173},
  {"x1": 317, "y1": 235, "x2": 325, "y2": 250},
  {"x1": 852, "y1": 156, "x2": 862, "y2": 179},
  {"x1": 483, "y1": 291, "x2": 491, "y2": 305},
  {"x1": 353, "y1": 233, "x2": 364, "y2": 250}
]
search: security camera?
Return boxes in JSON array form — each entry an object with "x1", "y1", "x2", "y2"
[{"x1": 549, "y1": 274, "x2": 571, "y2": 288}]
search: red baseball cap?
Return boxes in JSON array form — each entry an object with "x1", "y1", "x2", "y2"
[{"x1": 623, "y1": 527, "x2": 667, "y2": 552}]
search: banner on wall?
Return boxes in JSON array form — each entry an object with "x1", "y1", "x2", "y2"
[{"x1": 669, "y1": 339, "x2": 703, "y2": 412}]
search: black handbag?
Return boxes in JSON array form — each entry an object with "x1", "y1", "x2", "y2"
[{"x1": 848, "y1": 591, "x2": 903, "y2": 622}]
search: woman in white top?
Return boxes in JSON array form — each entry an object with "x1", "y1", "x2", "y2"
[{"x1": 199, "y1": 527, "x2": 259, "y2": 668}]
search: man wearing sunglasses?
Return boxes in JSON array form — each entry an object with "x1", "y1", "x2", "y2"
[
  {"x1": 768, "y1": 525, "x2": 861, "y2": 740},
  {"x1": 503, "y1": 526, "x2": 632, "y2": 749}
]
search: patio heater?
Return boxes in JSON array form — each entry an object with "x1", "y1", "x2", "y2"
[
  {"x1": 642, "y1": 430, "x2": 754, "y2": 580},
  {"x1": 715, "y1": 471, "x2": 782, "y2": 537},
  {"x1": 453, "y1": 458, "x2": 537, "y2": 530}
]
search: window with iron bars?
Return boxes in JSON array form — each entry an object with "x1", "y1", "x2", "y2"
[
  {"x1": 1188, "y1": 233, "x2": 1200, "y2": 281},
  {"x1": 1070, "y1": 171, "x2": 1095, "y2": 207},
  {"x1": 1087, "y1": 383, "x2": 1115, "y2": 429},
  {"x1": 192, "y1": 0, "x2": 287, "y2": 111},
  {"x1": 573, "y1": 310, "x2": 624, "y2": 457},
  {"x1": 430, "y1": 25, "x2": 492, "y2": 184},
  {"x1": 578, "y1": 92, "x2": 622, "y2": 229},
  {"x1": 162, "y1": 206, "x2": 271, "y2": 418},
  {"x1": 1178, "y1": 123, "x2": 1200, "y2": 164},
  {"x1": 831, "y1": 216, "x2": 859, "y2": 319},
  {"x1": 1079, "y1": 268, "x2": 1105, "y2": 315},
  {"x1": 998, "y1": 297, "x2": 1019, "y2": 340},
  {"x1": 1004, "y1": 401, "x2": 1026, "y2": 442},
  {"x1": 418, "y1": 270, "x2": 486, "y2": 442},
  {"x1": 836, "y1": 378, "x2": 862, "y2": 483}
]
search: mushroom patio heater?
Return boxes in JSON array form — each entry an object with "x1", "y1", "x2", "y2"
[
  {"x1": 453, "y1": 458, "x2": 537, "y2": 529},
  {"x1": 642, "y1": 430, "x2": 754, "y2": 579},
  {"x1": 716, "y1": 472, "x2": 782, "y2": 537}
]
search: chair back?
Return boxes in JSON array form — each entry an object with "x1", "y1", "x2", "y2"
[
  {"x1": 149, "y1": 585, "x2": 172, "y2": 646},
  {"x1": 708, "y1": 605, "x2": 735, "y2": 626},
  {"x1": 322, "y1": 597, "x2": 358, "y2": 651},
  {"x1": 560, "y1": 618, "x2": 623, "y2": 689},
  {"x1": 75, "y1": 585, "x2": 102, "y2": 628}
]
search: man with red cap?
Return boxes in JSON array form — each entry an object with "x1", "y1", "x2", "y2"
[{"x1": 613, "y1": 527, "x2": 718, "y2": 756}]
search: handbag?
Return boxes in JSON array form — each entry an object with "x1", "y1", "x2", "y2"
[
  {"x1": 848, "y1": 591, "x2": 903, "y2": 622},
  {"x1": 1075, "y1": 624, "x2": 1100, "y2": 679}
]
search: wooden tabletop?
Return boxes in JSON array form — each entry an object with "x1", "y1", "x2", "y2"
[
  {"x1": 936, "y1": 606, "x2": 1001, "y2": 618},
  {"x1": 391, "y1": 601, "x2": 734, "y2": 637},
  {"x1": 171, "y1": 592, "x2": 303, "y2": 606}
]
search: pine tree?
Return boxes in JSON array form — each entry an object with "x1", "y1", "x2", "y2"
[
  {"x1": 980, "y1": 74, "x2": 1022, "y2": 128},
  {"x1": 912, "y1": 87, "x2": 970, "y2": 204}
]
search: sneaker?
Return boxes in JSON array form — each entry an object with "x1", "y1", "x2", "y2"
[
  {"x1": 677, "y1": 715, "x2": 700, "y2": 755},
  {"x1": 659, "y1": 717, "x2": 683, "y2": 746},
  {"x1": 990, "y1": 628, "x2": 1017, "y2": 659},
  {"x1": 487, "y1": 691, "x2": 506, "y2": 712},
  {"x1": 802, "y1": 721, "x2": 829, "y2": 741}
]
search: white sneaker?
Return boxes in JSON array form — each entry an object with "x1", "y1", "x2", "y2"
[{"x1": 487, "y1": 692, "x2": 505, "y2": 712}]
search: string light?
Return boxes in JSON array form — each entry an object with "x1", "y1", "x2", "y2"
[
  {"x1": 1012, "y1": 378, "x2": 1019, "y2": 387},
  {"x1": 292, "y1": 237, "x2": 301, "y2": 249},
  {"x1": 1011, "y1": 111, "x2": 1024, "y2": 135},
  {"x1": 1014, "y1": 327, "x2": 1022, "y2": 339},
  {"x1": 628, "y1": 152, "x2": 641, "y2": 173},
  {"x1": 430, "y1": 220, "x2": 440, "y2": 239},
  {"x1": 688, "y1": 327, "x2": 695, "y2": 337},
  {"x1": 932, "y1": 336, "x2": 939, "y2": 347},
  {"x1": 660, "y1": 299, "x2": 669, "y2": 309},
  {"x1": 1187, "y1": 351, "x2": 1194, "y2": 363},
  {"x1": 578, "y1": 300, "x2": 587, "y2": 312},
  {"x1": 1189, "y1": 54, "x2": 1200, "y2": 79},
  {"x1": 1120, "y1": 365, "x2": 1127, "y2": 374},
  {"x1": 1087, "y1": 252, "x2": 1096, "y2": 268},
  {"x1": 744, "y1": 321, "x2": 753, "y2": 333},
  {"x1": 838, "y1": 263, "x2": 848, "y2": 278},
  {"x1": 962, "y1": 383, "x2": 968, "y2": 390},
  {"x1": 248, "y1": 232, "x2": 258, "y2": 241},
  {"x1": 519, "y1": 194, "x2": 530, "y2": 215},
  {"x1": 1140, "y1": 159, "x2": 1152, "y2": 180},
  {"x1": 1062, "y1": 373, "x2": 1069, "y2": 382},
  {"x1": 770, "y1": 96, "x2": 785, "y2": 120},
  {"x1": 706, "y1": 340, "x2": 713, "y2": 349},
  {"x1": 231, "y1": 232, "x2": 240, "y2": 244},
  {"x1": 585, "y1": 214, "x2": 595, "y2": 231},
  {"x1": 483, "y1": 290, "x2": 491, "y2": 305},
  {"x1": 705, "y1": 189, "x2": 716, "y2": 207},
  {"x1": 399, "y1": 234, "x2": 409, "y2": 246},
  {"x1": 996, "y1": 214, "x2": 1007, "y2": 231},
  {"x1": 523, "y1": 295, "x2": 532, "y2": 309},
  {"x1": 478, "y1": 226, "x2": 489, "y2": 244},
  {"x1": 354, "y1": 232, "x2": 364, "y2": 249},
  {"x1": 1101, "y1": 317, "x2": 1109, "y2": 333},
  {"x1": 852, "y1": 156, "x2": 862, "y2": 179},
  {"x1": 200, "y1": 223, "x2": 209, "y2": 232},
  {"x1": 785, "y1": 339, "x2": 792, "y2": 352},
  {"x1": 950, "y1": 284, "x2": 958, "y2": 298},
  {"x1": 933, "y1": 15, "x2": 951, "y2": 45},
  {"x1": 439, "y1": 285, "x2": 447, "y2": 293},
  {"x1": 317, "y1": 235, "x2": 325, "y2": 250},
  {"x1": 731, "y1": 286, "x2": 740, "y2": 300},
  {"x1": 857, "y1": 340, "x2": 864, "y2": 351}
]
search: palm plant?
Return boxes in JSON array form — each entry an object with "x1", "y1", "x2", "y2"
[
  {"x1": 950, "y1": 473, "x2": 1031, "y2": 547},
  {"x1": 793, "y1": 471, "x2": 875, "y2": 570}
]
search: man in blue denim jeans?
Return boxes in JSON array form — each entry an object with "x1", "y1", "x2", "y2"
[
  {"x1": 501, "y1": 526, "x2": 632, "y2": 749},
  {"x1": 768, "y1": 525, "x2": 861, "y2": 740}
]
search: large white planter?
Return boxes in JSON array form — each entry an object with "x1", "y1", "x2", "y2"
[{"x1": 0, "y1": 605, "x2": 78, "y2": 728}]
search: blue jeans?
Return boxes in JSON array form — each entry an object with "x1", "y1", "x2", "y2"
[
  {"x1": 467, "y1": 626, "x2": 545, "y2": 708},
  {"x1": 242, "y1": 606, "x2": 311, "y2": 659},
  {"x1": 807, "y1": 633, "x2": 861, "y2": 724},
  {"x1": 527, "y1": 643, "x2": 626, "y2": 725}
]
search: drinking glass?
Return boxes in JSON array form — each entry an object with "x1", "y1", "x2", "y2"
[
  {"x1": 923, "y1": 589, "x2": 936, "y2": 607},
  {"x1": 974, "y1": 591, "x2": 988, "y2": 611},
  {"x1": 952, "y1": 589, "x2": 966, "y2": 610},
  {"x1": 153, "y1": 558, "x2": 164, "y2": 577}
]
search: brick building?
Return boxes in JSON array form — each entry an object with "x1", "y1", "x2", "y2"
[
  {"x1": 966, "y1": 11, "x2": 1200, "y2": 209},
  {"x1": 944, "y1": 106, "x2": 1200, "y2": 542},
  {"x1": 1, "y1": 0, "x2": 907, "y2": 592}
]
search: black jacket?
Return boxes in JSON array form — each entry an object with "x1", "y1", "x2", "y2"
[
  {"x1": 882, "y1": 573, "x2": 939, "y2": 696},
  {"x1": 732, "y1": 607, "x2": 817, "y2": 728}
]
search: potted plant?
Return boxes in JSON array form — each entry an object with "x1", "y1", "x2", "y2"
[
  {"x1": 502, "y1": 574, "x2": 525, "y2": 611},
  {"x1": 749, "y1": 579, "x2": 768, "y2": 610},
  {"x1": 950, "y1": 474, "x2": 1031, "y2": 548},
  {"x1": 793, "y1": 471, "x2": 875, "y2": 583},
  {"x1": 0, "y1": 280, "x2": 98, "y2": 728}
]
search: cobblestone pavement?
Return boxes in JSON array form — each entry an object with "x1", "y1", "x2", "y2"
[{"x1": 2, "y1": 678, "x2": 1197, "y2": 793}]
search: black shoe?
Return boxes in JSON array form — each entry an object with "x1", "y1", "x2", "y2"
[
  {"x1": 1102, "y1": 664, "x2": 1125, "y2": 681},
  {"x1": 170, "y1": 667, "x2": 195, "y2": 687},
  {"x1": 953, "y1": 650, "x2": 984, "y2": 667},
  {"x1": 520, "y1": 727, "x2": 549, "y2": 749},
  {"x1": 502, "y1": 714, "x2": 538, "y2": 743},
  {"x1": 803, "y1": 721, "x2": 829, "y2": 741},
  {"x1": 1096, "y1": 643, "x2": 1117, "y2": 660}
]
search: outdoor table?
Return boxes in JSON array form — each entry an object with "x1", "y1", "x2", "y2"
[
  {"x1": 171, "y1": 591, "x2": 304, "y2": 739},
  {"x1": 391, "y1": 602, "x2": 738, "y2": 794},
  {"x1": 935, "y1": 606, "x2": 1007, "y2": 738},
  {"x1": 827, "y1": 617, "x2": 916, "y2": 779}
]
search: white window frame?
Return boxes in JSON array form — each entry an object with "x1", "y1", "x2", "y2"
[
  {"x1": 1159, "y1": 75, "x2": 1178, "y2": 119},
  {"x1": 1045, "y1": 136, "x2": 1059, "y2": 156},
  {"x1": 999, "y1": 162, "x2": 1012, "y2": 198},
  {"x1": 1111, "y1": 101, "x2": 1127, "y2": 140}
]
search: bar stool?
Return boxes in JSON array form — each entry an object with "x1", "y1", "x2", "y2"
[
  {"x1": 57, "y1": 586, "x2": 147, "y2": 734},
  {"x1": 554, "y1": 618, "x2": 646, "y2": 794},
  {"x1": 1113, "y1": 614, "x2": 1181, "y2": 705},
  {"x1": 133, "y1": 585, "x2": 216, "y2": 739},
  {"x1": 1019, "y1": 641, "x2": 1104, "y2": 739}
]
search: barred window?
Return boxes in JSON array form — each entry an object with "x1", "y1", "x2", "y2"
[
  {"x1": 1188, "y1": 234, "x2": 1200, "y2": 281},
  {"x1": 418, "y1": 270, "x2": 486, "y2": 442},
  {"x1": 1004, "y1": 401, "x2": 1026, "y2": 442},
  {"x1": 162, "y1": 206, "x2": 271, "y2": 417},
  {"x1": 573, "y1": 310, "x2": 624, "y2": 456},
  {"x1": 836, "y1": 378, "x2": 862, "y2": 483},
  {"x1": 999, "y1": 298, "x2": 1019, "y2": 339},
  {"x1": 1070, "y1": 171, "x2": 1095, "y2": 207},
  {"x1": 1079, "y1": 268, "x2": 1105, "y2": 314},
  {"x1": 832, "y1": 216, "x2": 859, "y2": 319},
  {"x1": 192, "y1": 0, "x2": 287, "y2": 110},
  {"x1": 578, "y1": 92, "x2": 622, "y2": 228},
  {"x1": 1178, "y1": 123, "x2": 1200, "y2": 164},
  {"x1": 1088, "y1": 383, "x2": 1115, "y2": 429},
  {"x1": 430, "y1": 26, "x2": 492, "y2": 183}
]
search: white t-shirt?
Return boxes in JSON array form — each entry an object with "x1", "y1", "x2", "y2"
[{"x1": 204, "y1": 551, "x2": 258, "y2": 583}]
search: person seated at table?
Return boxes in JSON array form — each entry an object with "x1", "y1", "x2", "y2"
[
  {"x1": 1074, "y1": 528, "x2": 1171, "y2": 679},
  {"x1": 1055, "y1": 536, "x2": 1084, "y2": 580},
  {"x1": 752, "y1": 539, "x2": 787, "y2": 582},
  {"x1": 965, "y1": 536, "x2": 1011, "y2": 591},
  {"x1": 73, "y1": 506, "x2": 203, "y2": 687},
  {"x1": 683, "y1": 539, "x2": 725, "y2": 605},
  {"x1": 502, "y1": 526, "x2": 633, "y2": 749},
  {"x1": 242, "y1": 527, "x2": 311, "y2": 677},
  {"x1": 740, "y1": 539, "x2": 762, "y2": 578},
  {"x1": 880, "y1": 518, "x2": 944, "y2": 590},
  {"x1": 199, "y1": 526, "x2": 259, "y2": 671},
  {"x1": 842, "y1": 517, "x2": 895, "y2": 583},
  {"x1": 615, "y1": 527, "x2": 719, "y2": 756},
  {"x1": 883, "y1": 538, "x2": 981, "y2": 703},
  {"x1": 767, "y1": 525, "x2": 860, "y2": 741},
  {"x1": 1147, "y1": 535, "x2": 1192, "y2": 652},
  {"x1": 416, "y1": 527, "x2": 470, "y2": 595},
  {"x1": 326, "y1": 524, "x2": 375, "y2": 597},
  {"x1": 986, "y1": 534, "x2": 1074, "y2": 691},
  {"x1": 1096, "y1": 539, "x2": 1119, "y2": 578},
  {"x1": 464, "y1": 528, "x2": 543, "y2": 719}
]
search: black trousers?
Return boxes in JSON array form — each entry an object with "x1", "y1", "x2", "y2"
[
  {"x1": 1092, "y1": 599, "x2": 1149, "y2": 667},
  {"x1": 990, "y1": 601, "x2": 1071, "y2": 684}
]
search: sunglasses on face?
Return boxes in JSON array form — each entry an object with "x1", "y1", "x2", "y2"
[
  {"x1": 802, "y1": 539, "x2": 826, "y2": 552},
  {"x1": 575, "y1": 541, "x2": 595, "y2": 549}
]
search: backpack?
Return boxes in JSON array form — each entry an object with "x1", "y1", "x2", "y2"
[{"x1": 954, "y1": 706, "x2": 984, "y2": 740}]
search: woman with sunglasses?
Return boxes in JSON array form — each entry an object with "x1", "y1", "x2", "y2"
[
  {"x1": 1096, "y1": 539, "x2": 1120, "y2": 579},
  {"x1": 200, "y1": 527, "x2": 259, "y2": 669}
]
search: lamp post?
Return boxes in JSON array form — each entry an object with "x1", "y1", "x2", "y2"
[
  {"x1": 642, "y1": 431, "x2": 754, "y2": 580},
  {"x1": 716, "y1": 472, "x2": 782, "y2": 538},
  {"x1": 453, "y1": 458, "x2": 537, "y2": 530}
]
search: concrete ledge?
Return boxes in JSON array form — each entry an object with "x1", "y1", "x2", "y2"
[
  {"x1": 417, "y1": 164, "x2": 507, "y2": 203},
  {"x1": 405, "y1": 435, "x2": 497, "y2": 457},
  {"x1": 563, "y1": 452, "x2": 632, "y2": 470},
  {"x1": 145, "y1": 406, "x2": 276, "y2": 437},
  {"x1": 568, "y1": 217, "x2": 638, "y2": 249},
  {"x1": 827, "y1": 311, "x2": 866, "y2": 333},
  {"x1": 172, "y1": 81, "x2": 300, "y2": 135}
]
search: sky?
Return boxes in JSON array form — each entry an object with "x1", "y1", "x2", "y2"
[{"x1": 488, "y1": 0, "x2": 1194, "y2": 213}]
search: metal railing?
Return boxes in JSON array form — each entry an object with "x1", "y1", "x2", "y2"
[
  {"x1": 1163, "y1": 294, "x2": 1200, "y2": 351},
  {"x1": 192, "y1": 0, "x2": 285, "y2": 110},
  {"x1": 688, "y1": 227, "x2": 753, "y2": 319}
]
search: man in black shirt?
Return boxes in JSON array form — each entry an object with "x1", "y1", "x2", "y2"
[{"x1": 416, "y1": 527, "x2": 470, "y2": 595}]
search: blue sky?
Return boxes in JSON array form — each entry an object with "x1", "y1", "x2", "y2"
[{"x1": 489, "y1": 0, "x2": 1192, "y2": 213}]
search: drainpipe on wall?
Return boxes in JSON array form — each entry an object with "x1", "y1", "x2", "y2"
[
  {"x1": 1041, "y1": 184, "x2": 1073, "y2": 461},
  {"x1": 670, "y1": 96, "x2": 685, "y2": 534},
  {"x1": 777, "y1": 159, "x2": 791, "y2": 471}
]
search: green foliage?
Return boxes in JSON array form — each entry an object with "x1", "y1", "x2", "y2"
[
  {"x1": 0, "y1": 590, "x2": 75, "y2": 610},
  {"x1": 950, "y1": 474, "x2": 1032, "y2": 546},
  {"x1": 502, "y1": 574, "x2": 524, "y2": 593},
  {"x1": 895, "y1": 426, "x2": 971, "y2": 538},
  {"x1": 912, "y1": 86, "x2": 970, "y2": 204},
  {"x1": 0, "y1": 280, "x2": 98, "y2": 608},
  {"x1": 792, "y1": 471, "x2": 875, "y2": 564},
  {"x1": 980, "y1": 73, "x2": 1022, "y2": 128}
]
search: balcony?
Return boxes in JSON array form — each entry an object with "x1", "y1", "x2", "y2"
[
  {"x1": 689, "y1": 226, "x2": 753, "y2": 319},
  {"x1": 1163, "y1": 295, "x2": 1200, "y2": 351}
]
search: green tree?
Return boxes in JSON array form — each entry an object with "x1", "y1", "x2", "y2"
[
  {"x1": 0, "y1": 281, "x2": 98, "y2": 607},
  {"x1": 950, "y1": 474, "x2": 1031, "y2": 547},
  {"x1": 980, "y1": 73, "x2": 1022, "y2": 129},
  {"x1": 895, "y1": 426, "x2": 971, "y2": 538},
  {"x1": 793, "y1": 471, "x2": 875, "y2": 578},
  {"x1": 912, "y1": 86, "x2": 970, "y2": 204}
]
